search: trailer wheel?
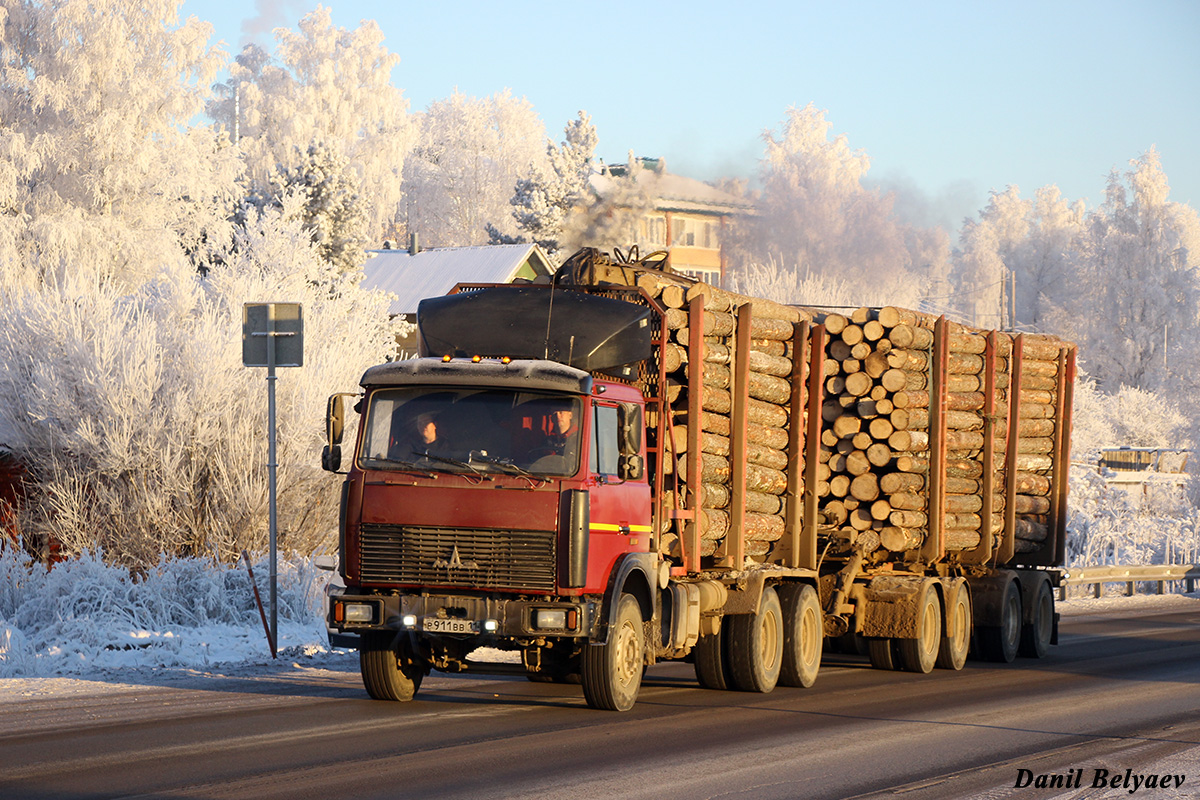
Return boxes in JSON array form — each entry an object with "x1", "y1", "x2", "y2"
[
  {"x1": 728, "y1": 586, "x2": 783, "y2": 693},
  {"x1": 359, "y1": 632, "x2": 424, "y2": 701},
  {"x1": 778, "y1": 583, "x2": 822, "y2": 688},
  {"x1": 977, "y1": 580, "x2": 1022, "y2": 663},
  {"x1": 936, "y1": 583, "x2": 972, "y2": 670},
  {"x1": 1019, "y1": 579, "x2": 1054, "y2": 658},
  {"x1": 581, "y1": 593, "x2": 644, "y2": 711},
  {"x1": 693, "y1": 616, "x2": 733, "y2": 690},
  {"x1": 897, "y1": 583, "x2": 942, "y2": 673},
  {"x1": 867, "y1": 637, "x2": 898, "y2": 670}
]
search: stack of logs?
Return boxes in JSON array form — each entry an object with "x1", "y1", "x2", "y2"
[
  {"x1": 626, "y1": 272, "x2": 811, "y2": 561},
  {"x1": 815, "y1": 306, "x2": 1067, "y2": 559},
  {"x1": 586, "y1": 262, "x2": 1068, "y2": 566}
]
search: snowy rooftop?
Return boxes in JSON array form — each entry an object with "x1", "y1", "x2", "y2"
[
  {"x1": 592, "y1": 159, "x2": 755, "y2": 215},
  {"x1": 360, "y1": 244, "x2": 554, "y2": 316}
]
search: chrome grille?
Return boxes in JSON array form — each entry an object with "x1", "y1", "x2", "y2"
[{"x1": 359, "y1": 524, "x2": 556, "y2": 592}]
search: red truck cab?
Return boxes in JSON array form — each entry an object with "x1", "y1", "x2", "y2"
[{"x1": 328, "y1": 355, "x2": 659, "y2": 704}]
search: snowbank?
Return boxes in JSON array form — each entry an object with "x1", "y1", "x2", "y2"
[{"x1": 0, "y1": 548, "x2": 336, "y2": 678}]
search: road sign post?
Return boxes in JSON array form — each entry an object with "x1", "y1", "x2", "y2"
[{"x1": 243, "y1": 302, "x2": 303, "y2": 658}]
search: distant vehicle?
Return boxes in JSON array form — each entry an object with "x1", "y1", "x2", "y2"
[{"x1": 1098, "y1": 447, "x2": 1190, "y2": 500}]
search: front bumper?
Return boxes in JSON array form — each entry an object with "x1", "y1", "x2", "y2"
[{"x1": 328, "y1": 589, "x2": 600, "y2": 643}]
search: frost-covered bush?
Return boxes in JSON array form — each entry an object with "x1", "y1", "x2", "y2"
[
  {"x1": 0, "y1": 199, "x2": 395, "y2": 567},
  {"x1": 0, "y1": 547, "x2": 333, "y2": 677}
]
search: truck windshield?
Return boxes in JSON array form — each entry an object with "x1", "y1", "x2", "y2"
[{"x1": 358, "y1": 387, "x2": 583, "y2": 477}]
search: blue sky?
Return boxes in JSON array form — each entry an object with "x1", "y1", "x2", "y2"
[{"x1": 181, "y1": 0, "x2": 1199, "y2": 232}]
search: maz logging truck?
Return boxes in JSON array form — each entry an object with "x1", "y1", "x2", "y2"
[{"x1": 322, "y1": 248, "x2": 1076, "y2": 711}]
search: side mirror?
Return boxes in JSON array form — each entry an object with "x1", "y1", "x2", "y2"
[
  {"x1": 617, "y1": 403, "x2": 642, "y2": 456},
  {"x1": 326, "y1": 394, "x2": 347, "y2": 446}
]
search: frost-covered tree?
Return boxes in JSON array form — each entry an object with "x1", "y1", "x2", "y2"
[
  {"x1": 229, "y1": 7, "x2": 411, "y2": 245},
  {"x1": 953, "y1": 185, "x2": 1088, "y2": 329},
  {"x1": 206, "y1": 43, "x2": 271, "y2": 144},
  {"x1": 249, "y1": 141, "x2": 369, "y2": 274},
  {"x1": 745, "y1": 104, "x2": 932, "y2": 287},
  {"x1": 727, "y1": 257, "x2": 925, "y2": 309},
  {"x1": 0, "y1": 196, "x2": 395, "y2": 568},
  {"x1": 1052, "y1": 149, "x2": 1200, "y2": 391},
  {"x1": 953, "y1": 186, "x2": 1029, "y2": 328},
  {"x1": 0, "y1": 0, "x2": 240, "y2": 289},
  {"x1": 489, "y1": 111, "x2": 597, "y2": 255},
  {"x1": 403, "y1": 89, "x2": 548, "y2": 247}
]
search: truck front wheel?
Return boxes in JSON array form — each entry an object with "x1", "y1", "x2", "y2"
[
  {"x1": 359, "y1": 632, "x2": 424, "y2": 701},
  {"x1": 727, "y1": 586, "x2": 783, "y2": 693},
  {"x1": 581, "y1": 594, "x2": 644, "y2": 711}
]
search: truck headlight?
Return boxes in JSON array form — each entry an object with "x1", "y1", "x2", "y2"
[
  {"x1": 343, "y1": 603, "x2": 375, "y2": 623},
  {"x1": 534, "y1": 608, "x2": 567, "y2": 630}
]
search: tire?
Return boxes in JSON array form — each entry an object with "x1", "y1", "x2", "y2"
[
  {"x1": 693, "y1": 616, "x2": 733, "y2": 690},
  {"x1": 897, "y1": 583, "x2": 942, "y2": 674},
  {"x1": 936, "y1": 583, "x2": 972, "y2": 671},
  {"x1": 778, "y1": 583, "x2": 822, "y2": 688},
  {"x1": 359, "y1": 632, "x2": 424, "y2": 701},
  {"x1": 727, "y1": 586, "x2": 783, "y2": 693},
  {"x1": 581, "y1": 594, "x2": 645, "y2": 711},
  {"x1": 867, "y1": 637, "x2": 898, "y2": 670},
  {"x1": 977, "y1": 580, "x2": 1022, "y2": 663},
  {"x1": 1019, "y1": 579, "x2": 1054, "y2": 658}
]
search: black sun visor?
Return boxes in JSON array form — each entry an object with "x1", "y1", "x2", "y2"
[{"x1": 417, "y1": 285, "x2": 652, "y2": 378}]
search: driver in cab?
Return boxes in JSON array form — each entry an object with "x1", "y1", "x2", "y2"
[{"x1": 522, "y1": 404, "x2": 580, "y2": 468}]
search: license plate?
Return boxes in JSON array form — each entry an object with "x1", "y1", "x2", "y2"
[{"x1": 422, "y1": 618, "x2": 474, "y2": 634}]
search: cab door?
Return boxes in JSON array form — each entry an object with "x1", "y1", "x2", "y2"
[{"x1": 585, "y1": 401, "x2": 652, "y2": 591}]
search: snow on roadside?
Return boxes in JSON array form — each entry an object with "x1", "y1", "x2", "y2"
[{"x1": 0, "y1": 547, "x2": 339, "y2": 679}]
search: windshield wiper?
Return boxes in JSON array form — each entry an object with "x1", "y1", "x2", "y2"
[
  {"x1": 359, "y1": 457, "x2": 437, "y2": 478},
  {"x1": 418, "y1": 452, "x2": 491, "y2": 482}
]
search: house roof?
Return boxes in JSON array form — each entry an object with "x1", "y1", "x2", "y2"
[
  {"x1": 592, "y1": 159, "x2": 755, "y2": 215},
  {"x1": 360, "y1": 244, "x2": 553, "y2": 316}
]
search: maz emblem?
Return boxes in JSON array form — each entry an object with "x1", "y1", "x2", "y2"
[{"x1": 433, "y1": 545, "x2": 479, "y2": 571}]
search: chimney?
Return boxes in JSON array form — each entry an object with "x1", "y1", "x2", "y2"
[{"x1": 408, "y1": 232, "x2": 420, "y2": 255}]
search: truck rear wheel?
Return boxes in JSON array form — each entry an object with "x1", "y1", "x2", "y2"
[
  {"x1": 897, "y1": 583, "x2": 942, "y2": 673},
  {"x1": 359, "y1": 632, "x2": 424, "y2": 701},
  {"x1": 581, "y1": 594, "x2": 644, "y2": 711},
  {"x1": 727, "y1": 586, "x2": 783, "y2": 693},
  {"x1": 867, "y1": 637, "x2": 898, "y2": 670},
  {"x1": 1019, "y1": 580, "x2": 1054, "y2": 658},
  {"x1": 977, "y1": 579, "x2": 1022, "y2": 663},
  {"x1": 936, "y1": 582, "x2": 972, "y2": 670},
  {"x1": 693, "y1": 616, "x2": 733, "y2": 690},
  {"x1": 778, "y1": 583, "x2": 822, "y2": 688}
]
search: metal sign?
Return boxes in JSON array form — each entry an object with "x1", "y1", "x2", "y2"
[
  {"x1": 242, "y1": 302, "x2": 304, "y2": 658},
  {"x1": 243, "y1": 303, "x2": 304, "y2": 367}
]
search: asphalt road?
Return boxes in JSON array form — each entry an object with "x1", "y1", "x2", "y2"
[{"x1": 3, "y1": 598, "x2": 1199, "y2": 800}]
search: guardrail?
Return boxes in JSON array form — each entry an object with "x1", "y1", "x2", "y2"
[{"x1": 1059, "y1": 564, "x2": 1200, "y2": 600}]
